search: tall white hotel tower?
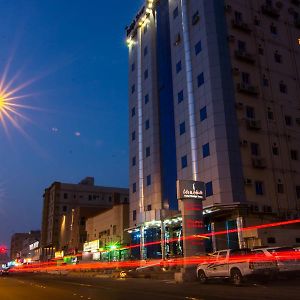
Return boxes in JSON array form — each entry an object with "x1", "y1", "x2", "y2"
[{"x1": 126, "y1": 0, "x2": 300, "y2": 259}]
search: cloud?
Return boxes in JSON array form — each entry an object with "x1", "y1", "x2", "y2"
[{"x1": 74, "y1": 131, "x2": 81, "y2": 137}]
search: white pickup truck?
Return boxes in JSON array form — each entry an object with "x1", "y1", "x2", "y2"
[{"x1": 196, "y1": 249, "x2": 278, "y2": 285}]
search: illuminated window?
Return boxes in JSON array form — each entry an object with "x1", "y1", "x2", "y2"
[
  {"x1": 178, "y1": 90, "x2": 184, "y2": 103},
  {"x1": 202, "y1": 143, "x2": 210, "y2": 158},
  {"x1": 200, "y1": 106, "x2": 207, "y2": 121},
  {"x1": 145, "y1": 94, "x2": 149, "y2": 104},
  {"x1": 197, "y1": 72, "x2": 204, "y2": 87}
]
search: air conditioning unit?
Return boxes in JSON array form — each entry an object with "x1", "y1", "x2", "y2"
[
  {"x1": 244, "y1": 178, "x2": 252, "y2": 185},
  {"x1": 252, "y1": 157, "x2": 267, "y2": 169}
]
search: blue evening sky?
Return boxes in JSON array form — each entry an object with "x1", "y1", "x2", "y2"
[{"x1": 0, "y1": 0, "x2": 144, "y2": 246}]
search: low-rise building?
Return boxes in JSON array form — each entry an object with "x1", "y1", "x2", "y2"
[{"x1": 84, "y1": 202, "x2": 130, "y2": 261}]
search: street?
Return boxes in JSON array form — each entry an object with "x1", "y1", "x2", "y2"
[{"x1": 1, "y1": 274, "x2": 300, "y2": 300}]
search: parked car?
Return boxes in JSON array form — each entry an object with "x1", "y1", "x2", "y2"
[
  {"x1": 196, "y1": 248, "x2": 278, "y2": 285},
  {"x1": 252, "y1": 247, "x2": 300, "y2": 277}
]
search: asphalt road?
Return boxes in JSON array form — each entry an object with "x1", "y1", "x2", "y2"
[{"x1": 1, "y1": 274, "x2": 300, "y2": 300}]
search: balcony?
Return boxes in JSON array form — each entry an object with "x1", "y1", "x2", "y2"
[
  {"x1": 261, "y1": 5, "x2": 280, "y2": 19},
  {"x1": 246, "y1": 119, "x2": 261, "y2": 130},
  {"x1": 231, "y1": 19, "x2": 252, "y2": 33},
  {"x1": 237, "y1": 83, "x2": 259, "y2": 96},
  {"x1": 252, "y1": 157, "x2": 267, "y2": 169},
  {"x1": 235, "y1": 50, "x2": 255, "y2": 64}
]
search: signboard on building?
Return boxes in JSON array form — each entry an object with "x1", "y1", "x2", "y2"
[
  {"x1": 177, "y1": 180, "x2": 206, "y2": 258},
  {"x1": 55, "y1": 251, "x2": 64, "y2": 259},
  {"x1": 29, "y1": 241, "x2": 39, "y2": 251},
  {"x1": 83, "y1": 240, "x2": 99, "y2": 252},
  {"x1": 177, "y1": 180, "x2": 205, "y2": 200}
]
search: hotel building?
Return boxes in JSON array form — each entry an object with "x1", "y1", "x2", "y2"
[{"x1": 126, "y1": 0, "x2": 300, "y2": 258}]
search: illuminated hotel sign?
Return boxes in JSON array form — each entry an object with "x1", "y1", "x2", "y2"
[
  {"x1": 177, "y1": 180, "x2": 206, "y2": 257},
  {"x1": 177, "y1": 180, "x2": 205, "y2": 200},
  {"x1": 83, "y1": 240, "x2": 99, "y2": 252}
]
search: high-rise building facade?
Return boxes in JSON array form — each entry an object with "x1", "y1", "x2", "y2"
[
  {"x1": 127, "y1": 0, "x2": 300, "y2": 257},
  {"x1": 40, "y1": 177, "x2": 129, "y2": 260}
]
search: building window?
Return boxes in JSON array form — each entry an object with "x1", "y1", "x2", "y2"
[
  {"x1": 296, "y1": 238, "x2": 300, "y2": 243},
  {"x1": 242, "y1": 72, "x2": 250, "y2": 84},
  {"x1": 250, "y1": 143, "x2": 260, "y2": 156},
  {"x1": 144, "y1": 46, "x2": 148, "y2": 56},
  {"x1": 176, "y1": 61, "x2": 182, "y2": 73},
  {"x1": 246, "y1": 106, "x2": 255, "y2": 119},
  {"x1": 277, "y1": 183, "x2": 284, "y2": 193},
  {"x1": 131, "y1": 107, "x2": 136, "y2": 117},
  {"x1": 132, "y1": 131, "x2": 136, "y2": 141},
  {"x1": 270, "y1": 23, "x2": 277, "y2": 35},
  {"x1": 132, "y1": 183, "x2": 136, "y2": 193},
  {"x1": 144, "y1": 24, "x2": 148, "y2": 34},
  {"x1": 291, "y1": 150, "x2": 298, "y2": 161},
  {"x1": 146, "y1": 175, "x2": 151, "y2": 186},
  {"x1": 145, "y1": 119, "x2": 150, "y2": 130},
  {"x1": 113, "y1": 225, "x2": 117, "y2": 235},
  {"x1": 146, "y1": 146, "x2": 150, "y2": 157},
  {"x1": 181, "y1": 155, "x2": 187, "y2": 169},
  {"x1": 131, "y1": 63, "x2": 135, "y2": 71},
  {"x1": 200, "y1": 106, "x2": 207, "y2": 121},
  {"x1": 144, "y1": 69, "x2": 148, "y2": 79},
  {"x1": 263, "y1": 75, "x2": 269, "y2": 87},
  {"x1": 258, "y1": 45, "x2": 264, "y2": 55},
  {"x1": 238, "y1": 40, "x2": 246, "y2": 52},
  {"x1": 279, "y1": 81, "x2": 287, "y2": 94},
  {"x1": 272, "y1": 146, "x2": 279, "y2": 155},
  {"x1": 267, "y1": 237, "x2": 276, "y2": 244},
  {"x1": 267, "y1": 110, "x2": 274, "y2": 120},
  {"x1": 62, "y1": 206, "x2": 67, "y2": 212},
  {"x1": 255, "y1": 181, "x2": 264, "y2": 195},
  {"x1": 206, "y1": 181, "x2": 213, "y2": 197},
  {"x1": 179, "y1": 122, "x2": 186, "y2": 135},
  {"x1": 285, "y1": 115, "x2": 292, "y2": 126},
  {"x1": 274, "y1": 51, "x2": 282, "y2": 63},
  {"x1": 197, "y1": 72, "x2": 204, "y2": 87},
  {"x1": 195, "y1": 40, "x2": 202, "y2": 55},
  {"x1": 202, "y1": 143, "x2": 210, "y2": 158},
  {"x1": 178, "y1": 90, "x2": 184, "y2": 103},
  {"x1": 133, "y1": 210, "x2": 136, "y2": 221},
  {"x1": 131, "y1": 84, "x2": 135, "y2": 94},
  {"x1": 132, "y1": 156, "x2": 136, "y2": 166},
  {"x1": 88, "y1": 195, "x2": 92, "y2": 201},
  {"x1": 147, "y1": 204, "x2": 152, "y2": 211},
  {"x1": 234, "y1": 11, "x2": 242, "y2": 22},
  {"x1": 173, "y1": 6, "x2": 179, "y2": 19},
  {"x1": 145, "y1": 94, "x2": 149, "y2": 104},
  {"x1": 63, "y1": 193, "x2": 68, "y2": 199},
  {"x1": 296, "y1": 186, "x2": 300, "y2": 199}
]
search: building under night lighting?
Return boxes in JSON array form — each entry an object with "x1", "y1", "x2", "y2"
[{"x1": 126, "y1": 0, "x2": 300, "y2": 259}]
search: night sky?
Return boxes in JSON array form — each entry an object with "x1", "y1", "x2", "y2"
[{"x1": 0, "y1": 0, "x2": 144, "y2": 247}]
